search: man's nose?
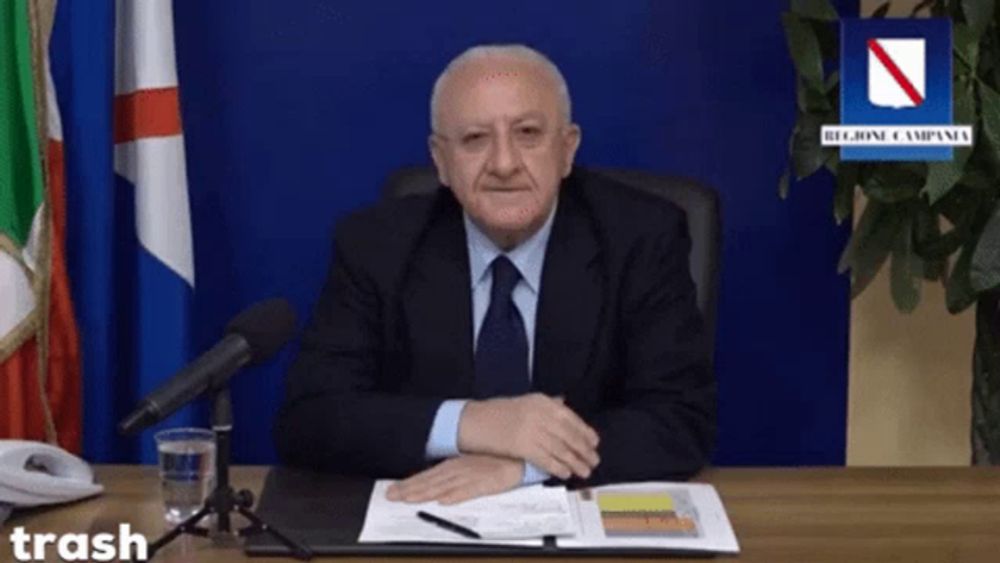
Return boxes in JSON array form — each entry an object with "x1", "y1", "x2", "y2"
[{"x1": 487, "y1": 131, "x2": 521, "y2": 179}]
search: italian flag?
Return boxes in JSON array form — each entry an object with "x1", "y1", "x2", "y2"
[{"x1": 1, "y1": 0, "x2": 81, "y2": 452}]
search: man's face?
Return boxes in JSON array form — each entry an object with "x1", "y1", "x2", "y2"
[{"x1": 430, "y1": 57, "x2": 581, "y2": 247}]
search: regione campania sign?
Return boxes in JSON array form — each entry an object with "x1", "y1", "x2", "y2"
[{"x1": 822, "y1": 18, "x2": 972, "y2": 161}]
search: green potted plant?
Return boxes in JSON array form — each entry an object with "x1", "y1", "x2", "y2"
[{"x1": 780, "y1": 0, "x2": 1000, "y2": 463}]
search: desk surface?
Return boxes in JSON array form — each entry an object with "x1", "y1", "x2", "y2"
[{"x1": 4, "y1": 466, "x2": 1000, "y2": 562}]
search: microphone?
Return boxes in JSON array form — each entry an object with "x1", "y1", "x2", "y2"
[{"x1": 118, "y1": 298, "x2": 297, "y2": 435}]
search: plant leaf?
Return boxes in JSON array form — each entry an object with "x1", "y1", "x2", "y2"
[
  {"x1": 955, "y1": 77, "x2": 977, "y2": 125},
  {"x1": 923, "y1": 162, "x2": 966, "y2": 205},
  {"x1": 910, "y1": 0, "x2": 938, "y2": 16},
  {"x1": 935, "y1": 184, "x2": 981, "y2": 230},
  {"x1": 824, "y1": 151, "x2": 839, "y2": 174},
  {"x1": 834, "y1": 160, "x2": 859, "y2": 225},
  {"x1": 921, "y1": 84, "x2": 975, "y2": 204},
  {"x1": 971, "y1": 202, "x2": 1000, "y2": 293},
  {"x1": 961, "y1": 0, "x2": 995, "y2": 39},
  {"x1": 913, "y1": 196, "x2": 969, "y2": 261},
  {"x1": 891, "y1": 218, "x2": 922, "y2": 313},
  {"x1": 862, "y1": 163, "x2": 925, "y2": 203},
  {"x1": 791, "y1": 0, "x2": 840, "y2": 21},
  {"x1": 781, "y1": 12, "x2": 825, "y2": 91},
  {"x1": 824, "y1": 70, "x2": 840, "y2": 93},
  {"x1": 871, "y1": 1, "x2": 892, "y2": 18},
  {"x1": 915, "y1": 227, "x2": 968, "y2": 260},
  {"x1": 953, "y1": 24, "x2": 980, "y2": 73},
  {"x1": 792, "y1": 112, "x2": 831, "y2": 180},
  {"x1": 946, "y1": 242, "x2": 978, "y2": 313},
  {"x1": 960, "y1": 165, "x2": 997, "y2": 191},
  {"x1": 809, "y1": 18, "x2": 839, "y2": 62},
  {"x1": 838, "y1": 199, "x2": 879, "y2": 274},
  {"x1": 979, "y1": 83, "x2": 1000, "y2": 153},
  {"x1": 983, "y1": 27, "x2": 1000, "y2": 91},
  {"x1": 971, "y1": 294, "x2": 1000, "y2": 465},
  {"x1": 838, "y1": 200, "x2": 907, "y2": 299},
  {"x1": 923, "y1": 257, "x2": 948, "y2": 281},
  {"x1": 797, "y1": 77, "x2": 833, "y2": 112}
]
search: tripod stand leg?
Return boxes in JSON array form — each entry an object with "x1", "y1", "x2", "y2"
[
  {"x1": 141, "y1": 504, "x2": 212, "y2": 561},
  {"x1": 237, "y1": 505, "x2": 313, "y2": 560}
]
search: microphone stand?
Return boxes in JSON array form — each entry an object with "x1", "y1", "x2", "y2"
[{"x1": 139, "y1": 384, "x2": 312, "y2": 561}]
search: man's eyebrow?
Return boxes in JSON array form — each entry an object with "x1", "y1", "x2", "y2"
[
  {"x1": 512, "y1": 112, "x2": 547, "y2": 123},
  {"x1": 460, "y1": 112, "x2": 548, "y2": 128},
  {"x1": 449, "y1": 112, "x2": 550, "y2": 133}
]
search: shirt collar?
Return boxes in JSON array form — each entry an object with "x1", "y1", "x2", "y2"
[{"x1": 464, "y1": 199, "x2": 558, "y2": 294}]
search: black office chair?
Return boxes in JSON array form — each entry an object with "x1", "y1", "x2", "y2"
[{"x1": 380, "y1": 166, "x2": 721, "y2": 360}]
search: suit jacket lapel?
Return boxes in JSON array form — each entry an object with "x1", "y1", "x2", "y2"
[
  {"x1": 533, "y1": 185, "x2": 603, "y2": 396},
  {"x1": 402, "y1": 192, "x2": 476, "y2": 396}
]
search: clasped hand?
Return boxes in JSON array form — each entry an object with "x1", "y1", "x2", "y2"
[{"x1": 387, "y1": 393, "x2": 600, "y2": 504}]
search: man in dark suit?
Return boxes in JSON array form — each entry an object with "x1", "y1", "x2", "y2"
[{"x1": 275, "y1": 44, "x2": 715, "y2": 504}]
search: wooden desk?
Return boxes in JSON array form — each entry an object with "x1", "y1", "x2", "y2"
[{"x1": 4, "y1": 466, "x2": 999, "y2": 562}]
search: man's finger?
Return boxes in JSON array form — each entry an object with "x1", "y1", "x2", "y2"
[
  {"x1": 391, "y1": 463, "x2": 455, "y2": 500},
  {"x1": 538, "y1": 398, "x2": 598, "y2": 447},
  {"x1": 551, "y1": 403, "x2": 600, "y2": 448},
  {"x1": 438, "y1": 480, "x2": 487, "y2": 506},
  {"x1": 580, "y1": 444, "x2": 601, "y2": 468},
  {"x1": 540, "y1": 430, "x2": 592, "y2": 478},
  {"x1": 551, "y1": 419, "x2": 601, "y2": 469},
  {"x1": 390, "y1": 465, "x2": 444, "y2": 495},
  {"x1": 387, "y1": 476, "x2": 419, "y2": 500},
  {"x1": 538, "y1": 409, "x2": 599, "y2": 468},
  {"x1": 399, "y1": 473, "x2": 464, "y2": 503},
  {"x1": 527, "y1": 447, "x2": 573, "y2": 480},
  {"x1": 397, "y1": 468, "x2": 457, "y2": 499}
]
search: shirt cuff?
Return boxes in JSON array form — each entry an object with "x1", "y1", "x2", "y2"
[
  {"x1": 522, "y1": 461, "x2": 550, "y2": 485},
  {"x1": 425, "y1": 399, "x2": 469, "y2": 459}
]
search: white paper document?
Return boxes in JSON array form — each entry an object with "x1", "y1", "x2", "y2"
[
  {"x1": 559, "y1": 481, "x2": 740, "y2": 554},
  {"x1": 357, "y1": 479, "x2": 740, "y2": 555},
  {"x1": 358, "y1": 480, "x2": 575, "y2": 546}
]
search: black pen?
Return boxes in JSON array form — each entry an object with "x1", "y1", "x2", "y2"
[{"x1": 417, "y1": 510, "x2": 482, "y2": 539}]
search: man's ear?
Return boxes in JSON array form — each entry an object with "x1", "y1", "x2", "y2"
[
  {"x1": 429, "y1": 134, "x2": 450, "y2": 186},
  {"x1": 561, "y1": 124, "x2": 582, "y2": 178}
]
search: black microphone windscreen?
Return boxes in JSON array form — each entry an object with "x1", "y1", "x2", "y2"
[{"x1": 225, "y1": 298, "x2": 297, "y2": 363}]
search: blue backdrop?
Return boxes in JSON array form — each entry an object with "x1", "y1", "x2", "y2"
[{"x1": 76, "y1": 1, "x2": 854, "y2": 465}]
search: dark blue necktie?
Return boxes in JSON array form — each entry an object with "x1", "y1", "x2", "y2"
[{"x1": 474, "y1": 256, "x2": 530, "y2": 398}]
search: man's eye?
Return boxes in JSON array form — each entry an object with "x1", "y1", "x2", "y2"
[
  {"x1": 515, "y1": 127, "x2": 544, "y2": 144},
  {"x1": 462, "y1": 132, "x2": 487, "y2": 144}
]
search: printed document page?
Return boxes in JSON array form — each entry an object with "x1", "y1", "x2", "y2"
[
  {"x1": 557, "y1": 481, "x2": 740, "y2": 554},
  {"x1": 358, "y1": 480, "x2": 576, "y2": 546}
]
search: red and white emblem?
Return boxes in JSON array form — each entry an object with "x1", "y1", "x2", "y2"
[{"x1": 867, "y1": 38, "x2": 925, "y2": 109}]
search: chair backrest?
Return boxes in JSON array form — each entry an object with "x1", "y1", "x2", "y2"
[{"x1": 380, "y1": 166, "x2": 721, "y2": 360}]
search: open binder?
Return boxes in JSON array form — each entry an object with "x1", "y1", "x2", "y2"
[{"x1": 244, "y1": 466, "x2": 739, "y2": 557}]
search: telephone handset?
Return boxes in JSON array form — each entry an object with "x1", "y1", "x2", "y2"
[{"x1": 0, "y1": 440, "x2": 104, "y2": 522}]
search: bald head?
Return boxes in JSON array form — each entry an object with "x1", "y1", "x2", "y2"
[
  {"x1": 427, "y1": 44, "x2": 581, "y2": 250},
  {"x1": 430, "y1": 45, "x2": 572, "y2": 132}
]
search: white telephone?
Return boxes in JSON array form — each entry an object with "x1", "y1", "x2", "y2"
[{"x1": 0, "y1": 440, "x2": 104, "y2": 523}]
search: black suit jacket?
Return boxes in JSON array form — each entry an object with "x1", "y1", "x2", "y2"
[{"x1": 275, "y1": 168, "x2": 716, "y2": 485}]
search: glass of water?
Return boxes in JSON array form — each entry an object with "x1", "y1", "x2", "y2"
[{"x1": 155, "y1": 427, "x2": 216, "y2": 524}]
